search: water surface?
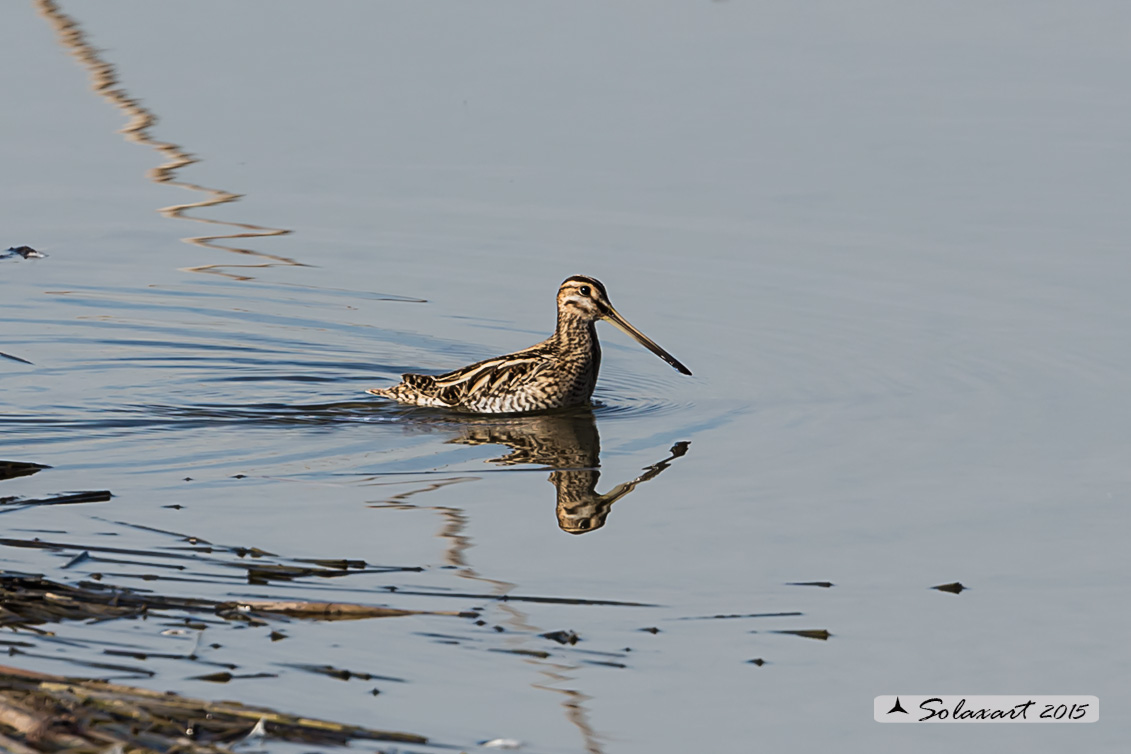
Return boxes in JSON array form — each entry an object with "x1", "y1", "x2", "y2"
[{"x1": 2, "y1": 1, "x2": 1129, "y2": 752}]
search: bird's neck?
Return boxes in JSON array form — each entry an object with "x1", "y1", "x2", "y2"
[{"x1": 554, "y1": 312, "x2": 598, "y2": 350}]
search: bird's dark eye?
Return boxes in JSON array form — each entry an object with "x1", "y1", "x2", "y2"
[{"x1": 579, "y1": 286, "x2": 591, "y2": 296}]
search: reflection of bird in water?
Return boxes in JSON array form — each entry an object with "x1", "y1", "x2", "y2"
[
  {"x1": 368, "y1": 276, "x2": 691, "y2": 413},
  {"x1": 447, "y1": 409, "x2": 689, "y2": 534}
]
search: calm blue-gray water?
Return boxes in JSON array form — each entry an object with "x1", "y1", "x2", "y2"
[{"x1": 2, "y1": 2, "x2": 1129, "y2": 752}]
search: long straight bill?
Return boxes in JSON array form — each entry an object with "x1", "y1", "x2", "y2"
[{"x1": 603, "y1": 307, "x2": 692, "y2": 376}]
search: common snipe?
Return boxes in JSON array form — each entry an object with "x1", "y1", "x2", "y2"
[{"x1": 367, "y1": 275, "x2": 691, "y2": 413}]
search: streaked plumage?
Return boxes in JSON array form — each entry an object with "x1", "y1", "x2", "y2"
[{"x1": 368, "y1": 275, "x2": 691, "y2": 413}]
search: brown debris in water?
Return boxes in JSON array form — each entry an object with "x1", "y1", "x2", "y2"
[
  {"x1": 0, "y1": 351, "x2": 35, "y2": 366},
  {"x1": 282, "y1": 664, "x2": 406, "y2": 683},
  {"x1": 540, "y1": 629, "x2": 580, "y2": 645},
  {"x1": 582, "y1": 659, "x2": 626, "y2": 668},
  {"x1": 0, "y1": 461, "x2": 110, "y2": 508},
  {"x1": 222, "y1": 599, "x2": 476, "y2": 621},
  {"x1": 0, "y1": 490, "x2": 113, "y2": 508},
  {"x1": 0, "y1": 462, "x2": 52, "y2": 482},
  {"x1": 0, "y1": 572, "x2": 209, "y2": 629},
  {"x1": 0, "y1": 460, "x2": 109, "y2": 507},
  {"x1": 931, "y1": 581, "x2": 967, "y2": 594},
  {"x1": 770, "y1": 629, "x2": 831, "y2": 641},
  {"x1": 187, "y1": 671, "x2": 279, "y2": 683},
  {"x1": 488, "y1": 648, "x2": 552, "y2": 659},
  {"x1": 0, "y1": 663, "x2": 428, "y2": 751},
  {"x1": 676, "y1": 611, "x2": 803, "y2": 621},
  {"x1": 2, "y1": 246, "x2": 46, "y2": 259},
  {"x1": 0, "y1": 572, "x2": 475, "y2": 631},
  {"x1": 295, "y1": 558, "x2": 369, "y2": 570}
]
